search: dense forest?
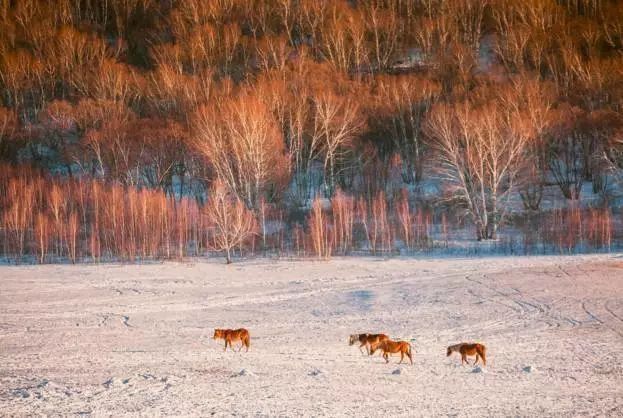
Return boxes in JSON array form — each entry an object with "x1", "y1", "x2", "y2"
[{"x1": 0, "y1": 0, "x2": 622, "y2": 263}]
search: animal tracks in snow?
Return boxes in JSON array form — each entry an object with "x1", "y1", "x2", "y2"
[{"x1": 1, "y1": 255, "x2": 622, "y2": 416}]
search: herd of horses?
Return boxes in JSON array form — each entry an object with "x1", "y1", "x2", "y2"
[{"x1": 213, "y1": 328, "x2": 487, "y2": 367}]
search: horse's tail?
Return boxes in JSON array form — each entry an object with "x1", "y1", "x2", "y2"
[
  {"x1": 479, "y1": 344, "x2": 486, "y2": 365},
  {"x1": 407, "y1": 342, "x2": 414, "y2": 364}
]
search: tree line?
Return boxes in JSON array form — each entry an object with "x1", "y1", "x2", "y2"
[{"x1": 0, "y1": 0, "x2": 622, "y2": 261}]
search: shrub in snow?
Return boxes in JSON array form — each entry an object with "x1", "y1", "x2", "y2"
[
  {"x1": 233, "y1": 369, "x2": 255, "y2": 377},
  {"x1": 308, "y1": 368, "x2": 325, "y2": 377}
]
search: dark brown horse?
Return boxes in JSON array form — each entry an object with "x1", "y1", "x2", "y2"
[{"x1": 349, "y1": 333, "x2": 389, "y2": 355}]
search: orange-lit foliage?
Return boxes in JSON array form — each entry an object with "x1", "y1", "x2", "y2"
[
  {"x1": 331, "y1": 188, "x2": 354, "y2": 255},
  {"x1": 0, "y1": 165, "x2": 213, "y2": 263},
  {"x1": 0, "y1": 0, "x2": 622, "y2": 261},
  {"x1": 308, "y1": 196, "x2": 332, "y2": 259},
  {"x1": 193, "y1": 91, "x2": 289, "y2": 208},
  {"x1": 356, "y1": 191, "x2": 391, "y2": 255}
]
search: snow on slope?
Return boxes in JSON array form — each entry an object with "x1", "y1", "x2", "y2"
[{"x1": 1, "y1": 255, "x2": 622, "y2": 416}]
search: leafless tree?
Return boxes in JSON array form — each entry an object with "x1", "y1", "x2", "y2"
[
  {"x1": 205, "y1": 180, "x2": 257, "y2": 264},
  {"x1": 0, "y1": 107, "x2": 17, "y2": 160},
  {"x1": 312, "y1": 90, "x2": 363, "y2": 196},
  {"x1": 254, "y1": 69, "x2": 319, "y2": 203},
  {"x1": 426, "y1": 91, "x2": 534, "y2": 240},
  {"x1": 193, "y1": 91, "x2": 288, "y2": 207},
  {"x1": 504, "y1": 75, "x2": 554, "y2": 210},
  {"x1": 375, "y1": 75, "x2": 440, "y2": 184},
  {"x1": 308, "y1": 195, "x2": 331, "y2": 259},
  {"x1": 361, "y1": 2, "x2": 400, "y2": 73}
]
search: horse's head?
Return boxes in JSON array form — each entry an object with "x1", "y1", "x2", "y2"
[
  {"x1": 446, "y1": 346, "x2": 453, "y2": 356},
  {"x1": 348, "y1": 334, "x2": 357, "y2": 346},
  {"x1": 213, "y1": 329, "x2": 222, "y2": 339}
]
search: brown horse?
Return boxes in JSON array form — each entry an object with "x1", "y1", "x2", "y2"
[
  {"x1": 213, "y1": 328, "x2": 250, "y2": 352},
  {"x1": 447, "y1": 343, "x2": 486, "y2": 366},
  {"x1": 349, "y1": 333, "x2": 389, "y2": 355},
  {"x1": 370, "y1": 339, "x2": 413, "y2": 365}
]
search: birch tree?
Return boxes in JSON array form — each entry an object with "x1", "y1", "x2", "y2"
[
  {"x1": 426, "y1": 92, "x2": 534, "y2": 240},
  {"x1": 206, "y1": 180, "x2": 257, "y2": 264},
  {"x1": 312, "y1": 90, "x2": 363, "y2": 196},
  {"x1": 193, "y1": 92, "x2": 288, "y2": 208},
  {"x1": 375, "y1": 75, "x2": 440, "y2": 184}
]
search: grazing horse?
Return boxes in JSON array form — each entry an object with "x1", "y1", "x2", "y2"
[
  {"x1": 370, "y1": 339, "x2": 413, "y2": 365},
  {"x1": 447, "y1": 343, "x2": 486, "y2": 366},
  {"x1": 349, "y1": 333, "x2": 389, "y2": 355},
  {"x1": 213, "y1": 328, "x2": 250, "y2": 352}
]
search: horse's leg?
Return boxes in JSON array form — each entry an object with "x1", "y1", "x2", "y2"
[
  {"x1": 238, "y1": 341, "x2": 243, "y2": 352},
  {"x1": 224, "y1": 340, "x2": 228, "y2": 351},
  {"x1": 384, "y1": 353, "x2": 389, "y2": 363},
  {"x1": 399, "y1": 352, "x2": 404, "y2": 364},
  {"x1": 473, "y1": 354, "x2": 479, "y2": 365},
  {"x1": 408, "y1": 350, "x2": 413, "y2": 365},
  {"x1": 461, "y1": 353, "x2": 467, "y2": 365}
]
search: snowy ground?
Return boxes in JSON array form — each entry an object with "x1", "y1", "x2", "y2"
[{"x1": 1, "y1": 255, "x2": 623, "y2": 416}]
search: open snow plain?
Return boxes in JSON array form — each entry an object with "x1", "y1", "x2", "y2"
[{"x1": 1, "y1": 254, "x2": 623, "y2": 416}]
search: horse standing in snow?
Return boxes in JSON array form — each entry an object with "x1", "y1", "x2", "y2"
[
  {"x1": 213, "y1": 328, "x2": 251, "y2": 352},
  {"x1": 447, "y1": 342, "x2": 487, "y2": 366},
  {"x1": 349, "y1": 333, "x2": 389, "y2": 355},
  {"x1": 370, "y1": 339, "x2": 413, "y2": 365}
]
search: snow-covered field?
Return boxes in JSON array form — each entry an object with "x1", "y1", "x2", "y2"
[{"x1": 1, "y1": 255, "x2": 623, "y2": 416}]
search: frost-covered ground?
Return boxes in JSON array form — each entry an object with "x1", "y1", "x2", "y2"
[{"x1": 1, "y1": 255, "x2": 623, "y2": 416}]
